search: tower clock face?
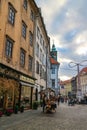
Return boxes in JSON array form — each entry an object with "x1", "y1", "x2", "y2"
[
  {"x1": 54, "y1": 52, "x2": 57, "y2": 56},
  {"x1": 51, "y1": 51, "x2": 57, "y2": 60}
]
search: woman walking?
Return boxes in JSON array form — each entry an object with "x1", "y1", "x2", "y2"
[{"x1": 57, "y1": 95, "x2": 60, "y2": 106}]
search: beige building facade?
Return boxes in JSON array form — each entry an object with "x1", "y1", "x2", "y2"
[
  {"x1": 77, "y1": 67, "x2": 87, "y2": 98},
  {"x1": 60, "y1": 79, "x2": 72, "y2": 97},
  {"x1": 33, "y1": 8, "x2": 50, "y2": 101}
]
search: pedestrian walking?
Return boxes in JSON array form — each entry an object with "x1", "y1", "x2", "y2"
[
  {"x1": 42, "y1": 94, "x2": 46, "y2": 112},
  {"x1": 57, "y1": 95, "x2": 60, "y2": 106}
]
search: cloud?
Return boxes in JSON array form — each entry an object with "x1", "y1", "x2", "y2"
[
  {"x1": 35, "y1": 0, "x2": 87, "y2": 81},
  {"x1": 35, "y1": 0, "x2": 68, "y2": 33},
  {"x1": 59, "y1": 75, "x2": 70, "y2": 81}
]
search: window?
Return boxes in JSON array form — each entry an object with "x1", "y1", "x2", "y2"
[
  {"x1": 23, "y1": 0, "x2": 27, "y2": 10},
  {"x1": 37, "y1": 27, "x2": 40, "y2": 39},
  {"x1": 40, "y1": 49, "x2": 42, "y2": 61},
  {"x1": 42, "y1": 68, "x2": 44, "y2": 79},
  {"x1": 40, "y1": 64, "x2": 42, "y2": 77},
  {"x1": 40, "y1": 34, "x2": 42, "y2": 45},
  {"x1": 52, "y1": 65, "x2": 55, "y2": 74},
  {"x1": 29, "y1": 31, "x2": 33, "y2": 46},
  {"x1": 8, "y1": 3, "x2": 16, "y2": 25},
  {"x1": 52, "y1": 68, "x2": 55, "y2": 74},
  {"x1": 36, "y1": 43, "x2": 39, "y2": 57},
  {"x1": 43, "y1": 40, "x2": 44, "y2": 49},
  {"x1": 42, "y1": 54, "x2": 44, "y2": 65},
  {"x1": 36, "y1": 61, "x2": 39, "y2": 74},
  {"x1": 30, "y1": 10, "x2": 34, "y2": 21},
  {"x1": 52, "y1": 79, "x2": 55, "y2": 88},
  {"x1": 20, "y1": 49, "x2": 25, "y2": 67},
  {"x1": 5, "y1": 36, "x2": 14, "y2": 58},
  {"x1": 28, "y1": 55, "x2": 33, "y2": 71},
  {"x1": 22, "y1": 21, "x2": 27, "y2": 38}
]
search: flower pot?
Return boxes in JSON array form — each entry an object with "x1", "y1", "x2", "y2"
[{"x1": 14, "y1": 105, "x2": 18, "y2": 114}]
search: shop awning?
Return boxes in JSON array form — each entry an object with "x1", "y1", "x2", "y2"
[{"x1": 20, "y1": 81, "x2": 35, "y2": 87}]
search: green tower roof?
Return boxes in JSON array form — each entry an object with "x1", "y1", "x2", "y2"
[{"x1": 52, "y1": 44, "x2": 56, "y2": 51}]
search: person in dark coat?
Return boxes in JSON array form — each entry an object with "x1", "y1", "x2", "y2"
[
  {"x1": 42, "y1": 95, "x2": 46, "y2": 112},
  {"x1": 57, "y1": 95, "x2": 60, "y2": 106}
]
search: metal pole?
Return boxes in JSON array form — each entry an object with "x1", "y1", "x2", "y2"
[
  {"x1": 76, "y1": 63, "x2": 82, "y2": 99},
  {"x1": 77, "y1": 64, "x2": 80, "y2": 91}
]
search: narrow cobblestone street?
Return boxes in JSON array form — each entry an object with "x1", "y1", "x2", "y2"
[{"x1": 0, "y1": 103, "x2": 87, "y2": 130}]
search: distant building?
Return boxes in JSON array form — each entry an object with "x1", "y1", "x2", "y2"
[
  {"x1": 71, "y1": 77, "x2": 77, "y2": 97},
  {"x1": 60, "y1": 79, "x2": 72, "y2": 97},
  {"x1": 50, "y1": 44, "x2": 60, "y2": 95},
  {"x1": 59, "y1": 81, "x2": 65, "y2": 96},
  {"x1": 33, "y1": 8, "x2": 50, "y2": 101},
  {"x1": 78, "y1": 67, "x2": 87, "y2": 97}
]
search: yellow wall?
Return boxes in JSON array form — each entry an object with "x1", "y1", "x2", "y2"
[
  {"x1": 0, "y1": 0, "x2": 37, "y2": 77},
  {"x1": 65, "y1": 82, "x2": 72, "y2": 96}
]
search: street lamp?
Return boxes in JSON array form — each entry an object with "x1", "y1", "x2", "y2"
[{"x1": 68, "y1": 60, "x2": 87, "y2": 98}]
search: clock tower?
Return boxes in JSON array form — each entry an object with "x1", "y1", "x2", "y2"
[{"x1": 50, "y1": 44, "x2": 57, "y2": 61}]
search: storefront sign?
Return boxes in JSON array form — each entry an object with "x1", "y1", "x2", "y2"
[{"x1": 20, "y1": 75, "x2": 35, "y2": 84}]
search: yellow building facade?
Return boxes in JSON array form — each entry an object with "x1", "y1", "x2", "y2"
[
  {"x1": 0, "y1": 0, "x2": 38, "y2": 109},
  {"x1": 60, "y1": 79, "x2": 72, "y2": 97}
]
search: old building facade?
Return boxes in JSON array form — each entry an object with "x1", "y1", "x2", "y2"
[
  {"x1": 77, "y1": 67, "x2": 87, "y2": 99},
  {"x1": 33, "y1": 8, "x2": 51, "y2": 101},
  {"x1": 0, "y1": 0, "x2": 38, "y2": 109},
  {"x1": 50, "y1": 44, "x2": 60, "y2": 95}
]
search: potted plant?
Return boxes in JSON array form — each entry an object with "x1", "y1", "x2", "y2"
[
  {"x1": 14, "y1": 104, "x2": 19, "y2": 114},
  {"x1": 32, "y1": 101, "x2": 39, "y2": 110},
  {"x1": 0, "y1": 111, "x2": 3, "y2": 117},
  {"x1": 5, "y1": 109, "x2": 13, "y2": 116}
]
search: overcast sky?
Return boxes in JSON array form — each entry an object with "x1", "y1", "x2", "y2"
[{"x1": 35, "y1": 0, "x2": 87, "y2": 81}]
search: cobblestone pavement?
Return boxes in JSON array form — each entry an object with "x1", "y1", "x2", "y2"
[{"x1": 0, "y1": 103, "x2": 87, "y2": 130}]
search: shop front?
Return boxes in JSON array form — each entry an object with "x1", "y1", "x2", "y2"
[
  {"x1": 0, "y1": 63, "x2": 20, "y2": 110},
  {"x1": 19, "y1": 75, "x2": 36, "y2": 109}
]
